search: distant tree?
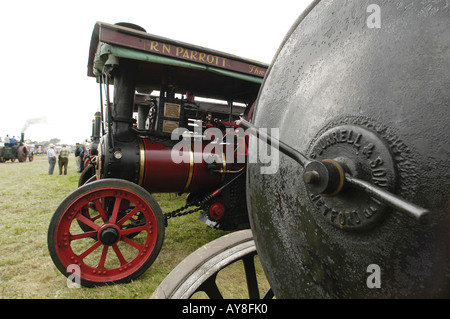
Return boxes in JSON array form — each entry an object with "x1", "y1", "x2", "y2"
[
  {"x1": 49, "y1": 138, "x2": 61, "y2": 145},
  {"x1": 25, "y1": 139, "x2": 38, "y2": 145}
]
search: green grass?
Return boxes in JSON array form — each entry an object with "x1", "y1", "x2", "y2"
[{"x1": 0, "y1": 155, "x2": 236, "y2": 298}]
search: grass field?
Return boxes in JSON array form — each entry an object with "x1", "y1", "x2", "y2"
[{"x1": 0, "y1": 155, "x2": 268, "y2": 299}]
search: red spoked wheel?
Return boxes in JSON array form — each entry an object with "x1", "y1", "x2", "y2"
[{"x1": 48, "y1": 179, "x2": 165, "y2": 287}]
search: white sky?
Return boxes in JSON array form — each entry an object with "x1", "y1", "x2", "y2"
[{"x1": 0, "y1": 0, "x2": 312, "y2": 144}]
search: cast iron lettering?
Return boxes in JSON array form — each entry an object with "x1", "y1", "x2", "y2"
[{"x1": 307, "y1": 123, "x2": 397, "y2": 231}]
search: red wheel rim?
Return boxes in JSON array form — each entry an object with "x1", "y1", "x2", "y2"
[{"x1": 54, "y1": 187, "x2": 159, "y2": 284}]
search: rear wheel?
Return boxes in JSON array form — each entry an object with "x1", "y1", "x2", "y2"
[
  {"x1": 18, "y1": 146, "x2": 27, "y2": 162},
  {"x1": 151, "y1": 229, "x2": 273, "y2": 299},
  {"x1": 78, "y1": 164, "x2": 96, "y2": 187},
  {"x1": 48, "y1": 179, "x2": 165, "y2": 287}
]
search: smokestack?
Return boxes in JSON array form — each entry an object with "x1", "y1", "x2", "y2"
[
  {"x1": 112, "y1": 59, "x2": 139, "y2": 142},
  {"x1": 94, "y1": 112, "x2": 101, "y2": 140},
  {"x1": 90, "y1": 112, "x2": 102, "y2": 156}
]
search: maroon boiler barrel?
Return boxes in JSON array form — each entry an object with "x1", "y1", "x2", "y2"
[{"x1": 139, "y1": 138, "x2": 229, "y2": 193}]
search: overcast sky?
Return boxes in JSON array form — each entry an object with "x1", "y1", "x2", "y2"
[{"x1": 0, "y1": 0, "x2": 312, "y2": 144}]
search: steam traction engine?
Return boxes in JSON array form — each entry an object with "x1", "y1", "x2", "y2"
[
  {"x1": 47, "y1": 22, "x2": 267, "y2": 286},
  {"x1": 0, "y1": 133, "x2": 33, "y2": 163}
]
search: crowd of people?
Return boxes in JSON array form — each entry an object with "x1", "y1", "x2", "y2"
[{"x1": 46, "y1": 143, "x2": 88, "y2": 175}]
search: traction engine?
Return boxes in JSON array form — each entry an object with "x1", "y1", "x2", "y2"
[
  {"x1": 48, "y1": 22, "x2": 266, "y2": 287},
  {"x1": 0, "y1": 133, "x2": 33, "y2": 163}
]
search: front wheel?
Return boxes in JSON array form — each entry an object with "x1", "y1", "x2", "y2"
[{"x1": 48, "y1": 179, "x2": 165, "y2": 287}]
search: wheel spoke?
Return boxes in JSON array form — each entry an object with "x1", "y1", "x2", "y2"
[
  {"x1": 70, "y1": 231, "x2": 97, "y2": 241},
  {"x1": 78, "y1": 241, "x2": 102, "y2": 260},
  {"x1": 121, "y1": 236, "x2": 143, "y2": 250},
  {"x1": 121, "y1": 225, "x2": 149, "y2": 236},
  {"x1": 243, "y1": 254, "x2": 260, "y2": 299},
  {"x1": 262, "y1": 287, "x2": 274, "y2": 299},
  {"x1": 98, "y1": 245, "x2": 109, "y2": 269},
  {"x1": 111, "y1": 243, "x2": 128, "y2": 265},
  {"x1": 198, "y1": 275, "x2": 223, "y2": 299},
  {"x1": 76, "y1": 213, "x2": 101, "y2": 231},
  {"x1": 93, "y1": 199, "x2": 109, "y2": 222},
  {"x1": 117, "y1": 206, "x2": 141, "y2": 226},
  {"x1": 90, "y1": 214, "x2": 102, "y2": 222},
  {"x1": 110, "y1": 197, "x2": 123, "y2": 224}
]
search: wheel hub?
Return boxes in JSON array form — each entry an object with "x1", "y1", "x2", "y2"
[
  {"x1": 306, "y1": 124, "x2": 397, "y2": 231},
  {"x1": 99, "y1": 225, "x2": 120, "y2": 245}
]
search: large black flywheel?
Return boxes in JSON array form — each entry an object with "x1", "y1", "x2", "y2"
[{"x1": 246, "y1": 0, "x2": 450, "y2": 298}]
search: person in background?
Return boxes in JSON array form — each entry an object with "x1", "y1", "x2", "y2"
[
  {"x1": 79, "y1": 144, "x2": 87, "y2": 173},
  {"x1": 58, "y1": 144, "x2": 70, "y2": 175},
  {"x1": 10, "y1": 136, "x2": 17, "y2": 146},
  {"x1": 47, "y1": 144, "x2": 57, "y2": 175},
  {"x1": 4, "y1": 135, "x2": 10, "y2": 146},
  {"x1": 75, "y1": 143, "x2": 82, "y2": 172}
]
